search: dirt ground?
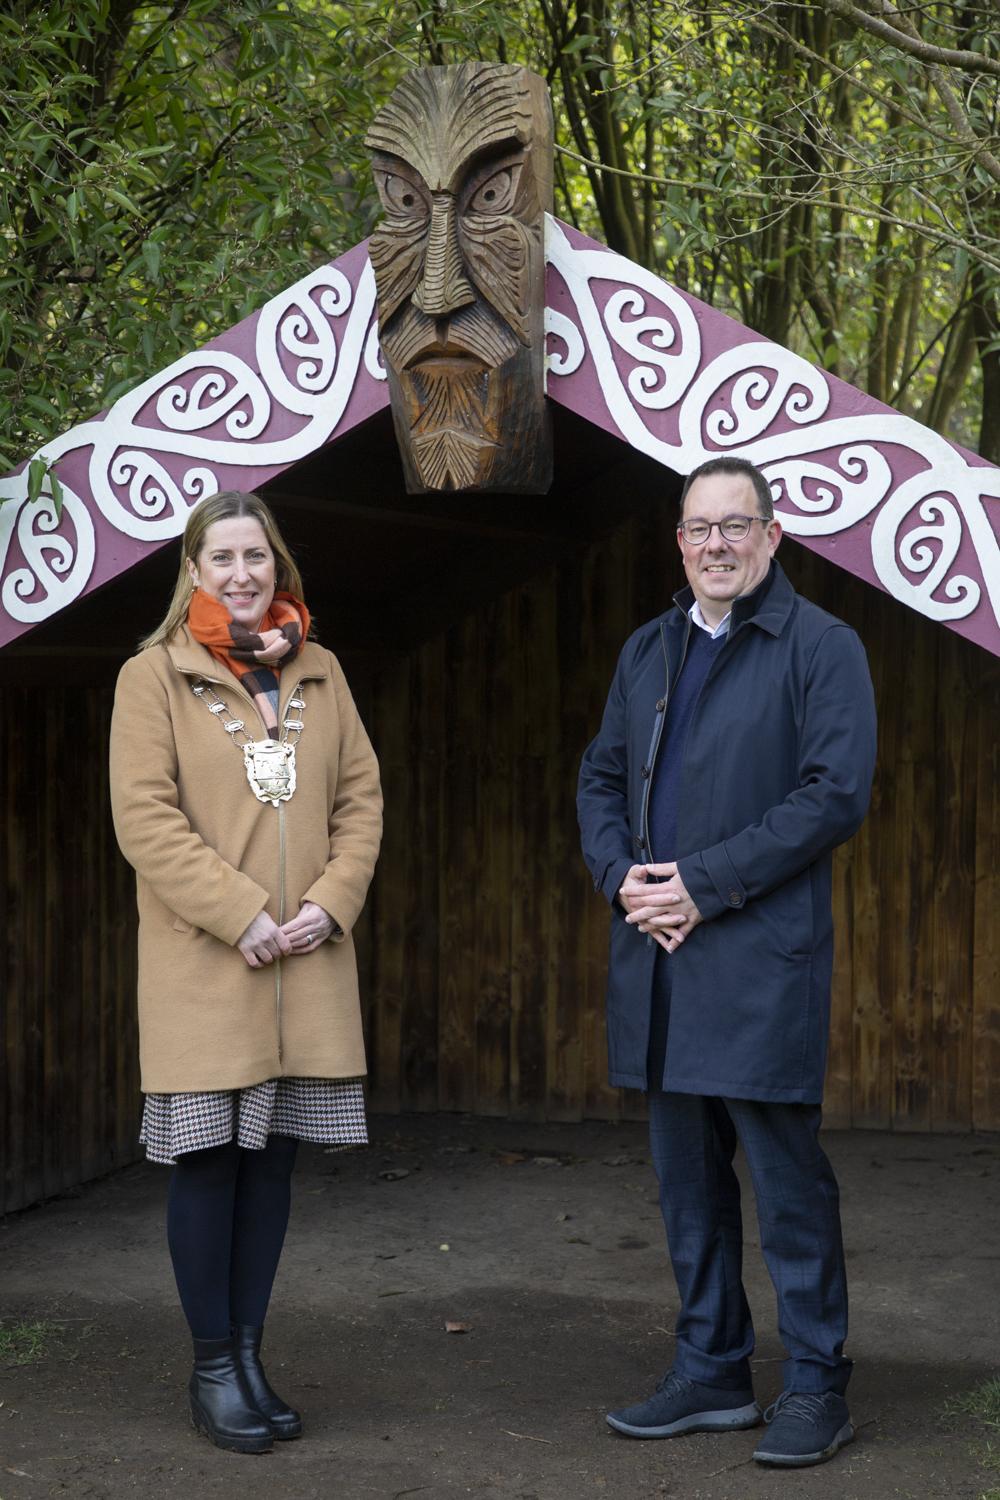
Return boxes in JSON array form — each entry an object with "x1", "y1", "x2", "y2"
[{"x1": 1, "y1": 1114, "x2": 998, "y2": 1500}]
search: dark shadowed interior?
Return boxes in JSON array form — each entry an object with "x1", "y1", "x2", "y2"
[
  {"x1": 0, "y1": 405, "x2": 681, "y2": 682},
  {"x1": 1, "y1": 401, "x2": 997, "y2": 1216}
]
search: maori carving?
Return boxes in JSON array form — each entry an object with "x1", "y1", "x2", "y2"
[
  {"x1": 544, "y1": 219, "x2": 1000, "y2": 647},
  {"x1": 365, "y1": 63, "x2": 553, "y2": 494},
  {"x1": 2, "y1": 214, "x2": 998, "y2": 655}
]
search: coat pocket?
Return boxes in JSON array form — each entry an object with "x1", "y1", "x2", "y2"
[{"x1": 754, "y1": 871, "x2": 813, "y2": 958}]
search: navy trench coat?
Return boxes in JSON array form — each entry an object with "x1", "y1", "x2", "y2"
[{"x1": 577, "y1": 562, "x2": 876, "y2": 1104}]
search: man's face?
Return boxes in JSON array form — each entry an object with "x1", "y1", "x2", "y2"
[
  {"x1": 365, "y1": 63, "x2": 552, "y2": 493},
  {"x1": 678, "y1": 472, "x2": 781, "y2": 623}
]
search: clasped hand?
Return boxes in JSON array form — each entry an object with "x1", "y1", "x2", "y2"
[
  {"x1": 236, "y1": 899, "x2": 335, "y2": 969},
  {"x1": 618, "y1": 862, "x2": 703, "y2": 954}
]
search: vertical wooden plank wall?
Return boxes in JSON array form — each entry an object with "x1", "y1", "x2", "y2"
[
  {"x1": 2, "y1": 522, "x2": 998, "y2": 1219},
  {"x1": 365, "y1": 527, "x2": 1000, "y2": 1132},
  {"x1": 1, "y1": 687, "x2": 141, "y2": 1217}
]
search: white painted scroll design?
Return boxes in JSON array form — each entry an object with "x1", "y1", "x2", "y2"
[
  {"x1": 544, "y1": 218, "x2": 1000, "y2": 635},
  {"x1": 4, "y1": 222, "x2": 999, "y2": 640},
  {"x1": 0, "y1": 260, "x2": 383, "y2": 624}
]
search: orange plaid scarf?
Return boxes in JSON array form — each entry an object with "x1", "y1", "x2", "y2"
[{"x1": 187, "y1": 589, "x2": 310, "y2": 738}]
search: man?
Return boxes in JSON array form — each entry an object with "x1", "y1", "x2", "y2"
[{"x1": 577, "y1": 456, "x2": 876, "y2": 1468}]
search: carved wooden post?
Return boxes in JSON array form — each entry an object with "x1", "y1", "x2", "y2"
[{"x1": 365, "y1": 62, "x2": 553, "y2": 494}]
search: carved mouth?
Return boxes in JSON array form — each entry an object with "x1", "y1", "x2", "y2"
[{"x1": 406, "y1": 347, "x2": 486, "y2": 375}]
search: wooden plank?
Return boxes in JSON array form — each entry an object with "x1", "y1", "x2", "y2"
[
  {"x1": 9, "y1": 687, "x2": 45, "y2": 1208},
  {"x1": 972, "y1": 655, "x2": 1000, "y2": 1130},
  {"x1": 41, "y1": 692, "x2": 70, "y2": 1196},
  {"x1": 26, "y1": 688, "x2": 48, "y2": 1204},
  {"x1": 368, "y1": 658, "x2": 408, "y2": 1112},
  {"x1": 510, "y1": 571, "x2": 555, "y2": 1119},
  {"x1": 581, "y1": 523, "x2": 634, "y2": 1120},
  {"x1": 345, "y1": 626, "x2": 377, "y2": 1084},
  {"x1": 474, "y1": 596, "x2": 514, "y2": 1116},
  {"x1": 96, "y1": 688, "x2": 120, "y2": 1170},
  {"x1": 65, "y1": 689, "x2": 90, "y2": 1188},
  {"x1": 437, "y1": 616, "x2": 479, "y2": 1112},
  {"x1": 545, "y1": 556, "x2": 587, "y2": 1122},
  {"x1": 0, "y1": 690, "x2": 16, "y2": 1214},
  {"x1": 850, "y1": 583, "x2": 893, "y2": 1128},
  {"x1": 931, "y1": 630, "x2": 977, "y2": 1130},
  {"x1": 889, "y1": 614, "x2": 935, "y2": 1129},
  {"x1": 619, "y1": 515, "x2": 651, "y2": 1125},
  {"x1": 77, "y1": 689, "x2": 102, "y2": 1180},
  {"x1": 342, "y1": 664, "x2": 375, "y2": 1091},
  {"x1": 795, "y1": 550, "x2": 853, "y2": 1126},
  {"x1": 400, "y1": 637, "x2": 443, "y2": 1111}
]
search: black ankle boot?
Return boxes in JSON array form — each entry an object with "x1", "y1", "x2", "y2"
[
  {"x1": 189, "y1": 1336, "x2": 273, "y2": 1454},
  {"x1": 233, "y1": 1324, "x2": 303, "y2": 1440}
]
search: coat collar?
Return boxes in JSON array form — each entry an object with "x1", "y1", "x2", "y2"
[
  {"x1": 165, "y1": 624, "x2": 329, "y2": 683},
  {"x1": 670, "y1": 560, "x2": 795, "y2": 639}
]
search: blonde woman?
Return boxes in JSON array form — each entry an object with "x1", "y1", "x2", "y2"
[{"x1": 110, "y1": 490, "x2": 382, "y2": 1453}]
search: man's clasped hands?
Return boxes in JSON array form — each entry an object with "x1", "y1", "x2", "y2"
[{"x1": 618, "y1": 863, "x2": 703, "y2": 954}]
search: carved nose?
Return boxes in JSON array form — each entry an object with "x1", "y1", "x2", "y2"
[{"x1": 411, "y1": 194, "x2": 475, "y2": 318}]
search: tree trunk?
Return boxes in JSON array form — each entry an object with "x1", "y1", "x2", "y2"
[{"x1": 971, "y1": 261, "x2": 1000, "y2": 463}]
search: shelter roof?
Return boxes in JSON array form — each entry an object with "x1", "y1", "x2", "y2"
[{"x1": 1, "y1": 219, "x2": 998, "y2": 656}]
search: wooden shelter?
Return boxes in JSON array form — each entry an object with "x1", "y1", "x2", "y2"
[{"x1": 2, "y1": 219, "x2": 998, "y2": 1216}]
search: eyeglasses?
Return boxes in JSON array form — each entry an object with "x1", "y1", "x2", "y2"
[{"x1": 678, "y1": 515, "x2": 771, "y2": 544}]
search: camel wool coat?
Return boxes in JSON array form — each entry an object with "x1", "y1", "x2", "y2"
[{"x1": 110, "y1": 626, "x2": 383, "y2": 1094}]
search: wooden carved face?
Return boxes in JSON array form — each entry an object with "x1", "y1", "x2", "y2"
[{"x1": 365, "y1": 63, "x2": 553, "y2": 494}]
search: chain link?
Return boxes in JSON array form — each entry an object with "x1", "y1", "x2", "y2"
[{"x1": 191, "y1": 679, "x2": 306, "y2": 752}]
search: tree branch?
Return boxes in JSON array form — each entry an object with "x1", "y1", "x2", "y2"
[
  {"x1": 821, "y1": 0, "x2": 1000, "y2": 78},
  {"x1": 553, "y1": 142, "x2": 1000, "y2": 274}
]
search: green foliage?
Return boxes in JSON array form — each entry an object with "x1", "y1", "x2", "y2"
[
  {"x1": 944, "y1": 1376, "x2": 1000, "y2": 1494},
  {"x1": 0, "y1": 0, "x2": 390, "y2": 466},
  {"x1": 945, "y1": 1376, "x2": 1000, "y2": 1430},
  {"x1": 1, "y1": 0, "x2": 997, "y2": 467},
  {"x1": 0, "y1": 1318, "x2": 61, "y2": 1365}
]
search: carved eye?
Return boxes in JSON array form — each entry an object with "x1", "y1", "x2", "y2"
[
  {"x1": 376, "y1": 171, "x2": 428, "y2": 218},
  {"x1": 467, "y1": 167, "x2": 515, "y2": 215}
]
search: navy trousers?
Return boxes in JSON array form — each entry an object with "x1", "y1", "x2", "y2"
[{"x1": 647, "y1": 1089, "x2": 851, "y2": 1395}]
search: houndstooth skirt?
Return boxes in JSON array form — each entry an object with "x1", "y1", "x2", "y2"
[{"x1": 140, "y1": 1076, "x2": 368, "y2": 1165}]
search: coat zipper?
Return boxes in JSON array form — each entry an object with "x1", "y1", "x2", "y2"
[
  {"x1": 271, "y1": 667, "x2": 310, "y2": 1068},
  {"x1": 276, "y1": 800, "x2": 286, "y2": 1063}
]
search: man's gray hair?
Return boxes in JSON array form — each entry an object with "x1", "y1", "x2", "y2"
[{"x1": 680, "y1": 457, "x2": 774, "y2": 519}]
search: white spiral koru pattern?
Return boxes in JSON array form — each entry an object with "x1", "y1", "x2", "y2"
[
  {"x1": 0, "y1": 260, "x2": 382, "y2": 622},
  {"x1": 0, "y1": 472, "x2": 96, "y2": 624},
  {"x1": 545, "y1": 217, "x2": 1000, "y2": 641}
]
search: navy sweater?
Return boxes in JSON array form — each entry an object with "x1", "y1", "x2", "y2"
[{"x1": 648, "y1": 624, "x2": 727, "y2": 864}]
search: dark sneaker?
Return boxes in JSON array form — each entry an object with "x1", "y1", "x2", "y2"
[
  {"x1": 753, "y1": 1390, "x2": 854, "y2": 1467},
  {"x1": 606, "y1": 1369, "x2": 761, "y2": 1439}
]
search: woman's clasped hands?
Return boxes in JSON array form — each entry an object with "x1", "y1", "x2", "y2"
[{"x1": 236, "y1": 899, "x2": 336, "y2": 968}]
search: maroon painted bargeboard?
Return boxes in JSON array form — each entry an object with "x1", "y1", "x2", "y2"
[{"x1": 1, "y1": 221, "x2": 998, "y2": 655}]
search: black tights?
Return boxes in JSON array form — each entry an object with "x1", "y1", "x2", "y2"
[{"x1": 166, "y1": 1136, "x2": 299, "y2": 1340}]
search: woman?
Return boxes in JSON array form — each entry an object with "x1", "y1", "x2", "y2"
[{"x1": 110, "y1": 490, "x2": 382, "y2": 1454}]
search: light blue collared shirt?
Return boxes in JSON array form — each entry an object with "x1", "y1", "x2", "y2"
[{"x1": 689, "y1": 599, "x2": 730, "y2": 639}]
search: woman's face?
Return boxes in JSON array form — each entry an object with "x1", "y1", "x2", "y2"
[{"x1": 187, "y1": 517, "x2": 277, "y2": 631}]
